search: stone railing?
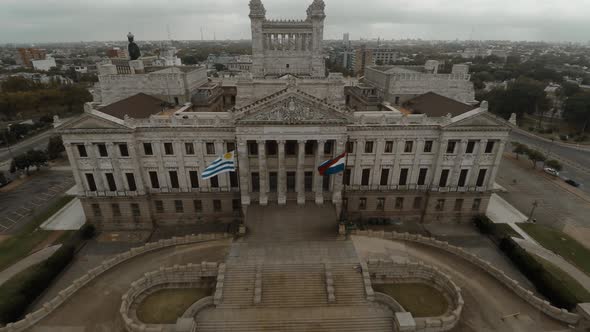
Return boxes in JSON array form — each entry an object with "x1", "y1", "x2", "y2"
[
  {"x1": 352, "y1": 230, "x2": 581, "y2": 325},
  {"x1": 120, "y1": 262, "x2": 220, "y2": 332},
  {"x1": 368, "y1": 259, "x2": 463, "y2": 332},
  {"x1": 0, "y1": 233, "x2": 231, "y2": 332}
]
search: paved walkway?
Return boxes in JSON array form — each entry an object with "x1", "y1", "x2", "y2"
[
  {"x1": 0, "y1": 244, "x2": 61, "y2": 285},
  {"x1": 40, "y1": 197, "x2": 85, "y2": 231},
  {"x1": 486, "y1": 193, "x2": 538, "y2": 244}
]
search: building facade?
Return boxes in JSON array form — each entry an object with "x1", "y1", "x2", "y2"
[{"x1": 59, "y1": 0, "x2": 510, "y2": 231}]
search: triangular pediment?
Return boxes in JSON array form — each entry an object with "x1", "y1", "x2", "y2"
[
  {"x1": 234, "y1": 89, "x2": 351, "y2": 125},
  {"x1": 58, "y1": 113, "x2": 131, "y2": 131},
  {"x1": 445, "y1": 109, "x2": 510, "y2": 130}
]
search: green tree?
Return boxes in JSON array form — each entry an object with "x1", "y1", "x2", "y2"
[
  {"x1": 561, "y1": 82, "x2": 581, "y2": 97},
  {"x1": 214, "y1": 63, "x2": 226, "y2": 72},
  {"x1": 26, "y1": 149, "x2": 48, "y2": 170},
  {"x1": 0, "y1": 77, "x2": 39, "y2": 93},
  {"x1": 563, "y1": 92, "x2": 590, "y2": 133},
  {"x1": 47, "y1": 136, "x2": 65, "y2": 160},
  {"x1": 545, "y1": 159, "x2": 563, "y2": 172},
  {"x1": 526, "y1": 149, "x2": 547, "y2": 169},
  {"x1": 60, "y1": 85, "x2": 92, "y2": 113},
  {"x1": 488, "y1": 77, "x2": 550, "y2": 119},
  {"x1": 512, "y1": 142, "x2": 529, "y2": 160}
]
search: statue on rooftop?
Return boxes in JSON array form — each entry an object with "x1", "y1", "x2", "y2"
[{"x1": 127, "y1": 32, "x2": 141, "y2": 60}]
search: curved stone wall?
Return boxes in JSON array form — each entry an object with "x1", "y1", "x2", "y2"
[
  {"x1": 368, "y1": 259, "x2": 463, "y2": 332},
  {"x1": 0, "y1": 233, "x2": 231, "y2": 332},
  {"x1": 120, "y1": 263, "x2": 220, "y2": 332},
  {"x1": 353, "y1": 230, "x2": 581, "y2": 325}
]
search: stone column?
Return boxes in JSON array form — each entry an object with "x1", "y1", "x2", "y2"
[
  {"x1": 469, "y1": 139, "x2": 487, "y2": 187},
  {"x1": 450, "y1": 139, "x2": 468, "y2": 187},
  {"x1": 237, "y1": 141, "x2": 251, "y2": 206},
  {"x1": 63, "y1": 143, "x2": 84, "y2": 195},
  {"x1": 353, "y1": 138, "x2": 365, "y2": 186},
  {"x1": 487, "y1": 140, "x2": 506, "y2": 188},
  {"x1": 314, "y1": 139, "x2": 326, "y2": 204},
  {"x1": 392, "y1": 139, "x2": 404, "y2": 186},
  {"x1": 176, "y1": 141, "x2": 189, "y2": 191},
  {"x1": 278, "y1": 140, "x2": 287, "y2": 205},
  {"x1": 105, "y1": 143, "x2": 124, "y2": 192},
  {"x1": 332, "y1": 140, "x2": 346, "y2": 215},
  {"x1": 410, "y1": 139, "x2": 424, "y2": 185},
  {"x1": 154, "y1": 141, "x2": 168, "y2": 189},
  {"x1": 296, "y1": 139, "x2": 306, "y2": 205},
  {"x1": 129, "y1": 140, "x2": 146, "y2": 195},
  {"x1": 86, "y1": 142, "x2": 105, "y2": 191},
  {"x1": 257, "y1": 140, "x2": 268, "y2": 206},
  {"x1": 431, "y1": 139, "x2": 447, "y2": 186},
  {"x1": 196, "y1": 141, "x2": 210, "y2": 190},
  {"x1": 214, "y1": 140, "x2": 228, "y2": 190},
  {"x1": 371, "y1": 139, "x2": 385, "y2": 186}
]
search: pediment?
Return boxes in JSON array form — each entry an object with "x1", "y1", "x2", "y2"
[
  {"x1": 235, "y1": 90, "x2": 351, "y2": 125},
  {"x1": 445, "y1": 110, "x2": 510, "y2": 130},
  {"x1": 58, "y1": 113, "x2": 131, "y2": 131}
]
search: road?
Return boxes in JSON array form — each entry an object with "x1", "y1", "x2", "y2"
[
  {"x1": 510, "y1": 130, "x2": 590, "y2": 194},
  {"x1": 0, "y1": 128, "x2": 57, "y2": 168}
]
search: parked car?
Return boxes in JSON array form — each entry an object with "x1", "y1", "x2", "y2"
[
  {"x1": 544, "y1": 168, "x2": 559, "y2": 177},
  {"x1": 565, "y1": 179, "x2": 581, "y2": 187}
]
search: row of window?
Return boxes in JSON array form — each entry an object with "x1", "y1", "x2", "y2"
[
  {"x1": 77, "y1": 143, "x2": 129, "y2": 158},
  {"x1": 76, "y1": 142, "x2": 237, "y2": 159},
  {"x1": 352, "y1": 196, "x2": 482, "y2": 212},
  {"x1": 90, "y1": 199, "x2": 241, "y2": 218},
  {"x1": 346, "y1": 140, "x2": 496, "y2": 155},
  {"x1": 148, "y1": 171, "x2": 238, "y2": 190},
  {"x1": 85, "y1": 172, "x2": 137, "y2": 192},
  {"x1": 344, "y1": 167, "x2": 488, "y2": 188}
]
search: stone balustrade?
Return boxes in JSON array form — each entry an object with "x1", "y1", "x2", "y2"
[
  {"x1": 352, "y1": 230, "x2": 581, "y2": 325},
  {"x1": 120, "y1": 262, "x2": 220, "y2": 332},
  {"x1": 367, "y1": 259, "x2": 463, "y2": 332},
  {"x1": 0, "y1": 233, "x2": 231, "y2": 332}
]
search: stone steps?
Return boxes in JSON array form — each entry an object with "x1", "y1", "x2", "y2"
[
  {"x1": 196, "y1": 316, "x2": 394, "y2": 332},
  {"x1": 221, "y1": 265, "x2": 256, "y2": 306},
  {"x1": 260, "y1": 264, "x2": 327, "y2": 307},
  {"x1": 331, "y1": 264, "x2": 367, "y2": 304}
]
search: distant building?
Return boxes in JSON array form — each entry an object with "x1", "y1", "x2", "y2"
[
  {"x1": 352, "y1": 46, "x2": 398, "y2": 76},
  {"x1": 107, "y1": 47, "x2": 128, "y2": 59},
  {"x1": 206, "y1": 54, "x2": 252, "y2": 73},
  {"x1": 32, "y1": 57, "x2": 57, "y2": 71},
  {"x1": 16, "y1": 48, "x2": 46, "y2": 68},
  {"x1": 343, "y1": 33, "x2": 350, "y2": 46}
]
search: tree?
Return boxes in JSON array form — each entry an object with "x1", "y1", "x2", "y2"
[
  {"x1": 526, "y1": 149, "x2": 547, "y2": 169},
  {"x1": 47, "y1": 136, "x2": 65, "y2": 160},
  {"x1": 545, "y1": 159, "x2": 563, "y2": 172},
  {"x1": 561, "y1": 82, "x2": 581, "y2": 97},
  {"x1": 512, "y1": 142, "x2": 529, "y2": 160},
  {"x1": 27, "y1": 150, "x2": 48, "y2": 170},
  {"x1": 487, "y1": 77, "x2": 550, "y2": 119},
  {"x1": 563, "y1": 92, "x2": 590, "y2": 133},
  {"x1": 60, "y1": 85, "x2": 92, "y2": 113},
  {"x1": 214, "y1": 63, "x2": 226, "y2": 72}
]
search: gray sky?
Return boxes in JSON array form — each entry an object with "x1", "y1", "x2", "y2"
[{"x1": 1, "y1": 0, "x2": 590, "y2": 43}]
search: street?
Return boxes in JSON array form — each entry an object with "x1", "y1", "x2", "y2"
[{"x1": 0, "y1": 128, "x2": 57, "y2": 168}]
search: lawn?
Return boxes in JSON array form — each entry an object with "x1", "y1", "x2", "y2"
[
  {"x1": 136, "y1": 288, "x2": 212, "y2": 324},
  {"x1": 0, "y1": 195, "x2": 74, "y2": 272},
  {"x1": 373, "y1": 283, "x2": 448, "y2": 317},
  {"x1": 494, "y1": 223, "x2": 522, "y2": 239},
  {"x1": 536, "y1": 256, "x2": 590, "y2": 304},
  {"x1": 519, "y1": 223, "x2": 590, "y2": 276}
]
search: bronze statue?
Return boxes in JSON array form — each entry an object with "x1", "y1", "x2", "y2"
[{"x1": 127, "y1": 32, "x2": 141, "y2": 60}]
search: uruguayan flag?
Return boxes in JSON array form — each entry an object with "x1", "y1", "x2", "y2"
[{"x1": 201, "y1": 151, "x2": 236, "y2": 180}]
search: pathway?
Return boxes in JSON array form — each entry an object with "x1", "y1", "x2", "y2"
[
  {"x1": 486, "y1": 193, "x2": 538, "y2": 244},
  {"x1": 0, "y1": 244, "x2": 61, "y2": 285}
]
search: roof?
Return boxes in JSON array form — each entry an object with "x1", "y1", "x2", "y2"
[
  {"x1": 97, "y1": 93, "x2": 167, "y2": 120},
  {"x1": 401, "y1": 92, "x2": 475, "y2": 117}
]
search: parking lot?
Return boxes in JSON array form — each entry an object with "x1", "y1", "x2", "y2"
[{"x1": 0, "y1": 170, "x2": 74, "y2": 234}]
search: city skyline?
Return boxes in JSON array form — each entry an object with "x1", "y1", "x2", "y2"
[{"x1": 1, "y1": 0, "x2": 590, "y2": 44}]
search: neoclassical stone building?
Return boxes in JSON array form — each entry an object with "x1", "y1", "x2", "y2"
[{"x1": 58, "y1": 0, "x2": 510, "y2": 230}]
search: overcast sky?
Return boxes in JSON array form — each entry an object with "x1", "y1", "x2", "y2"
[{"x1": 1, "y1": 0, "x2": 590, "y2": 43}]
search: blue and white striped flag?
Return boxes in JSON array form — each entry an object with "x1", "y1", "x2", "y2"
[{"x1": 201, "y1": 151, "x2": 236, "y2": 180}]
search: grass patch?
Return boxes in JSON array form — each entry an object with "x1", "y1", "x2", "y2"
[
  {"x1": 136, "y1": 288, "x2": 212, "y2": 324},
  {"x1": 373, "y1": 283, "x2": 448, "y2": 317},
  {"x1": 519, "y1": 223, "x2": 590, "y2": 276},
  {"x1": 0, "y1": 195, "x2": 74, "y2": 272},
  {"x1": 494, "y1": 224, "x2": 522, "y2": 239},
  {"x1": 535, "y1": 257, "x2": 590, "y2": 303}
]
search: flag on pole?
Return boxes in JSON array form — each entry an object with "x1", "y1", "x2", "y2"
[
  {"x1": 201, "y1": 151, "x2": 236, "y2": 180},
  {"x1": 318, "y1": 152, "x2": 347, "y2": 176}
]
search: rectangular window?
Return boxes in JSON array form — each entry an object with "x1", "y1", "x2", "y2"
[
  {"x1": 269, "y1": 172, "x2": 278, "y2": 192},
  {"x1": 105, "y1": 173, "x2": 117, "y2": 191},
  {"x1": 97, "y1": 143, "x2": 108, "y2": 157},
  {"x1": 323, "y1": 175, "x2": 330, "y2": 191},
  {"x1": 476, "y1": 169, "x2": 487, "y2": 187},
  {"x1": 384, "y1": 141, "x2": 394, "y2": 153},
  {"x1": 454, "y1": 199, "x2": 464, "y2": 212},
  {"x1": 175, "y1": 200, "x2": 184, "y2": 213},
  {"x1": 91, "y1": 203, "x2": 101, "y2": 217},
  {"x1": 435, "y1": 199, "x2": 445, "y2": 211},
  {"x1": 413, "y1": 197, "x2": 423, "y2": 209},
  {"x1": 206, "y1": 142, "x2": 216, "y2": 155},
  {"x1": 377, "y1": 198, "x2": 385, "y2": 211},
  {"x1": 210, "y1": 176, "x2": 219, "y2": 188},
  {"x1": 232, "y1": 199, "x2": 241, "y2": 212},
  {"x1": 359, "y1": 198, "x2": 367, "y2": 210},
  {"x1": 346, "y1": 141, "x2": 354, "y2": 154},
  {"x1": 125, "y1": 173, "x2": 137, "y2": 191},
  {"x1": 229, "y1": 172, "x2": 239, "y2": 188},
  {"x1": 399, "y1": 168, "x2": 409, "y2": 186},
  {"x1": 169, "y1": 171, "x2": 179, "y2": 189},
  {"x1": 285, "y1": 141, "x2": 296, "y2": 156},
  {"x1": 395, "y1": 197, "x2": 404, "y2": 210},
  {"x1": 143, "y1": 143, "x2": 153, "y2": 155},
  {"x1": 189, "y1": 171, "x2": 199, "y2": 188},
  {"x1": 485, "y1": 141, "x2": 495, "y2": 154},
  {"x1": 185, "y1": 143, "x2": 195, "y2": 155},
  {"x1": 131, "y1": 203, "x2": 141, "y2": 217},
  {"x1": 164, "y1": 143, "x2": 174, "y2": 155},
  {"x1": 361, "y1": 169, "x2": 371, "y2": 186},
  {"x1": 472, "y1": 198, "x2": 482, "y2": 211},
  {"x1": 404, "y1": 141, "x2": 413, "y2": 153},
  {"x1": 458, "y1": 169, "x2": 469, "y2": 187},
  {"x1": 77, "y1": 144, "x2": 88, "y2": 157},
  {"x1": 439, "y1": 169, "x2": 450, "y2": 187},
  {"x1": 466, "y1": 141, "x2": 476, "y2": 154},
  {"x1": 304, "y1": 172, "x2": 313, "y2": 192},
  {"x1": 149, "y1": 171, "x2": 160, "y2": 189},
  {"x1": 251, "y1": 172, "x2": 260, "y2": 192},
  {"x1": 266, "y1": 141, "x2": 277, "y2": 156},
  {"x1": 85, "y1": 173, "x2": 97, "y2": 192},
  {"x1": 194, "y1": 200, "x2": 203, "y2": 212},
  {"x1": 248, "y1": 141, "x2": 258, "y2": 156},
  {"x1": 155, "y1": 200, "x2": 164, "y2": 213},
  {"x1": 344, "y1": 168, "x2": 352, "y2": 186},
  {"x1": 446, "y1": 141, "x2": 457, "y2": 154},
  {"x1": 324, "y1": 141, "x2": 333, "y2": 155},
  {"x1": 364, "y1": 141, "x2": 374, "y2": 153},
  {"x1": 119, "y1": 144, "x2": 129, "y2": 157},
  {"x1": 213, "y1": 200, "x2": 222, "y2": 212},
  {"x1": 417, "y1": 168, "x2": 428, "y2": 186},
  {"x1": 423, "y1": 141, "x2": 433, "y2": 153},
  {"x1": 227, "y1": 142, "x2": 236, "y2": 152},
  {"x1": 112, "y1": 203, "x2": 121, "y2": 217},
  {"x1": 305, "y1": 141, "x2": 314, "y2": 155},
  {"x1": 380, "y1": 169, "x2": 390, "y2": 186},
  {"x1": 287, "y1": 172, "x2": 296, "y2": 192}
]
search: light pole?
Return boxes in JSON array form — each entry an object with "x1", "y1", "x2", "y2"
[{"x1": 528, "y1": 200, "x2": 538, "y2": 222}]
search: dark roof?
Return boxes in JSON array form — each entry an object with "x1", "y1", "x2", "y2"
[
  {"x1": 402, "y1": 92, "x2": 475, "y2": 117},
  {"x1": 98, "y1": 93, "x2": 166, "y2": 120}
]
